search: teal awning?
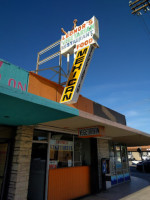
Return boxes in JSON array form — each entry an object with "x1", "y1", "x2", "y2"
[{"x1": 0, "y1": 84, "x2": 79, "y2": 126}]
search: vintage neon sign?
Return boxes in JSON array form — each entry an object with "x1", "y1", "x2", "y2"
[
  {"x1": 60, "y1": 16, "x2": 99, "y2": 55},
  {"x1": 0, "y1": 60, "x2": 28, "y2": 92},
  {"x1": 60, "y1": 16, "x2": 99, "y2": 104},
  {"x1": 60, "y1": 45, "x2": 95, "y2": 104}
]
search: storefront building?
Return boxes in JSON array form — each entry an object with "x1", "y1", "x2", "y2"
[{"x1": 1, "y1": 59, "x2": 150, "y2": 200}]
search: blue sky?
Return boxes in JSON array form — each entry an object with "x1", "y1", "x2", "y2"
[{"x1": 0, "y1": 0, "x2": 150, "y2": 133}]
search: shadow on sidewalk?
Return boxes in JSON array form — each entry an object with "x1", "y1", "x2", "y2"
[{"x1": 81, "y1": 176, "x2": 150, "y2": 200}]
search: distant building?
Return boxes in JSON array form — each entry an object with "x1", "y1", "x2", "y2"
[{"x1": 127, "y1": 146, "x2": 150, "y2": 161}]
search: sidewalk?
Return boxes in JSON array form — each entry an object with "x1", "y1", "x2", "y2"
[{"x1": 81, "y1": 176, "x2": 150, "y2": 200}]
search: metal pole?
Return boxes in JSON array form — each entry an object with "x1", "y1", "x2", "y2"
[
  {"x1": 59, "y1": 54, "x2": 62, "y2": 84},
  {"x1": 36, "y1": 53, "x2": 40, "y2": 74},
  {"x1": 67, "y1": 53, "x2": 70, "y2": 78}
]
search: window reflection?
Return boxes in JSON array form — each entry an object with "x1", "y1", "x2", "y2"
[
  {"x1": 49, "y1": 133, "x2": 91, "y2": 169},
  {"x1": 50, "y1": 139, "x2": 73, "y2": 168},
  {"x1": 109, "y1": 143, "x2": 129, "y2": 176},
  {"x1": 33, "y1": 130, "x2": 48, "y2": 141}
]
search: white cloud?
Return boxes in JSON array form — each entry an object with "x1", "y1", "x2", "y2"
[
  {"x1": 127, "y1": 117, "x2": 150, "y2": 134},
  {"x1": 125, "y1": 110, "x2": 139, "y2": 117}
]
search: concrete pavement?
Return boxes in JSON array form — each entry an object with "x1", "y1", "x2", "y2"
[{"x1": 80, "y1": 176, "x2": 150, "y2": 200}]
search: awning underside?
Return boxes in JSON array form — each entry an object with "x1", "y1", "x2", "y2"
[
  {"x1": 0, "y1": 84, "x2": 79, "y2": 126},
  {"x1": 37, "y1": 111, "x2": 150, "y2": 146},
  {"x1": 1, "y1": 84, "x2": 150, "y2": 146}
]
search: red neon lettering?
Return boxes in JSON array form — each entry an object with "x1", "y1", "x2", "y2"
[
  {"x1": 89, "y1": 19, "x2": 93, "y2": 25},
  {"x1": 74, "y1": 28, "x2": 77, "y2": 33},
  {"x1": 78, "y1": 26, "x2": 81, "y2": 31},
  {"x1": 80, "y1": 42, "x2": 84, "y2": 47},
  {"x1": 8, "y1": 79, "x2": 16, "y2": 88},
  {"x1": 77, "y1": 44, "x2": 80, "y2": 49},
  {"x1": 76, "y1": 38, "x2": 93, "y2": 50},
  {"x1": 85, "y1": 40, "x2": 88, "y2": 45},
  {"x1": 70, "y1": 31, "x2": 73, "y2": 36},
  {"x1": 89, "y1": 38, "x2": 93, "y2": 44},
  {"x1": 82, "y1": 24, "x2": 86, "y2": 29},
  {"x1": 0, "y1": 61, "x2": 3, "y2": 68},
  {"x1": 18, "y1": 82, "x2": 26, "y2": 91}
]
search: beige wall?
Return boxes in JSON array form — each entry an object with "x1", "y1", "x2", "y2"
[{"x1": 8, "y1": 126, "x2": 34, "y2": 200}]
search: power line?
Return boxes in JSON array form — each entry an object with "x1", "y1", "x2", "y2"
[
  {"x1": 129, "y1": 0, "x2": 150, "y2": 39},
  {"x1": 129, "y1": 0, "x2": 150, "y2": 14},
  {"x1": 140, "y1": 14, "x2": 150, "y2": 38}
]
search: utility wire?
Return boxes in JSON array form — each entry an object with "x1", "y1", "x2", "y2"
[
  {"x1": 146, "y1": 8, "x2": 150, "y2": 19},
  {"x1": 136, "y1": 14, "x2": 150, "y2": 39},
  {"x1": 141, "y1": 14, "x2": 150, "y2": 35}
]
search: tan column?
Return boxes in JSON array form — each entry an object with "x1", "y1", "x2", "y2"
[
  {"x1": 97, "y1": 138, "x2": 109, "y2": 190},
  {"x1": 8, "y1": 126, "x2": 34, "y2": 200}
]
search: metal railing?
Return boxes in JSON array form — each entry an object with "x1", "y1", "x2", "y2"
[{"x1": 32, "y1": 40, "x2": 69, "y2": 84}]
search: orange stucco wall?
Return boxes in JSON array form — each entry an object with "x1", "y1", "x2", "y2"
[
  {"x1": 48, "y1": 166, "x2": 91, "y2": 200},
  {"x1": 28, "y1": 72, "x2": 94, "y2": 114}
]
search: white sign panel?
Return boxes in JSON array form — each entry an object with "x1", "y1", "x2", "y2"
[
  {"x1": 60, "y1": 16, "x2": 99, "y2": 56},
  {"x1": 60, "y1": 16, "x2": 99, "y2": 104}
]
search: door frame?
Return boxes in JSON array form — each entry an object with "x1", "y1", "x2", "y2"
[{"x1": 0, "y1": 139, "x2": 14, "y2": 200}]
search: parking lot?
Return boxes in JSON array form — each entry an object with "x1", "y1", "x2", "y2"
[{"x1": 130, "y1": 161, "x2": 150, "y2": 183}]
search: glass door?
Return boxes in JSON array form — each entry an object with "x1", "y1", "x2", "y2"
[
  {"x1": 28, "y1": 130, "x2": 48, "y2": 200},
  {"x1": 0, "y1": 142, "x2": 9, "y2": 200}
]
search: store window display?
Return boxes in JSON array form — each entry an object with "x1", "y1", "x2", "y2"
[
  {"x1": 49, "y1": 132, "x2": 91, "y2": 169},
  {"x1": 109, "y1": 143, "x2": 130, "y2": 186}
]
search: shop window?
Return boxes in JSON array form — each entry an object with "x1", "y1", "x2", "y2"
[
  {"x1": 109, "y1": 143, "x2": 116, "y2": 175},
  {"x1": 50, "y1": 133, "x2": 73, "y2": 169},
  {"x1": 49, "y1": 133, "x2": 91, "y2": 169},
  {"x1": 115, "y1": 145, "x2": 122, "y2": 172},
  {"x1": 109, "y1": 143, "x2": 130, "y2": 185},
  {"x1": 121, "y1": 145, "x2": 129, "y2": 174},
  {"x1": 33, "y1": 130, "x2": 48, "y2": 142},
  {"x1": 74, "y1": 137, "x2": 91, "y2": 167}
]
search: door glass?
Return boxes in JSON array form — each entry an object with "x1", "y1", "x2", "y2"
[
  {"x1": 121, "y1": 145, "x2": 129, "y2": 173},
  {"x1": 115, "y1": 145, "x2": 123, "y2": 175},
  {"x1": 28, "y1": 143, "x2": 47, "y2": 200},
  {"x1": 0, "y1": 143, "x2": 8, "y2": 197},
  {"x1": 74, "y1": 137, "x2": 91, "y2": 166},
  {"x1": 109, "y1": 143, "x2": 116, "y2": 175}
]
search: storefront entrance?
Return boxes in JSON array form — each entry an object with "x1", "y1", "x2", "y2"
[
  {"x1": 28, "y1": 130, "x2": 48, "y2": 200},
  {"x1": 0, "y1": 142, "x2": 8, "y2": 200},
  {"x1": 28, "y1": 130, "x2": 99, "y2": 200},
  {"x1": 48, "y1": 132, "x2": 98, "y2": 200},
  {"x1": 0, "y1": 126, "x2": 14, "y2": 200}
]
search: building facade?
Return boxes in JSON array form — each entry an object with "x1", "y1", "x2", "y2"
[{"x1": 0, "y1": 59, "x2": 150, "y2": 200}]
